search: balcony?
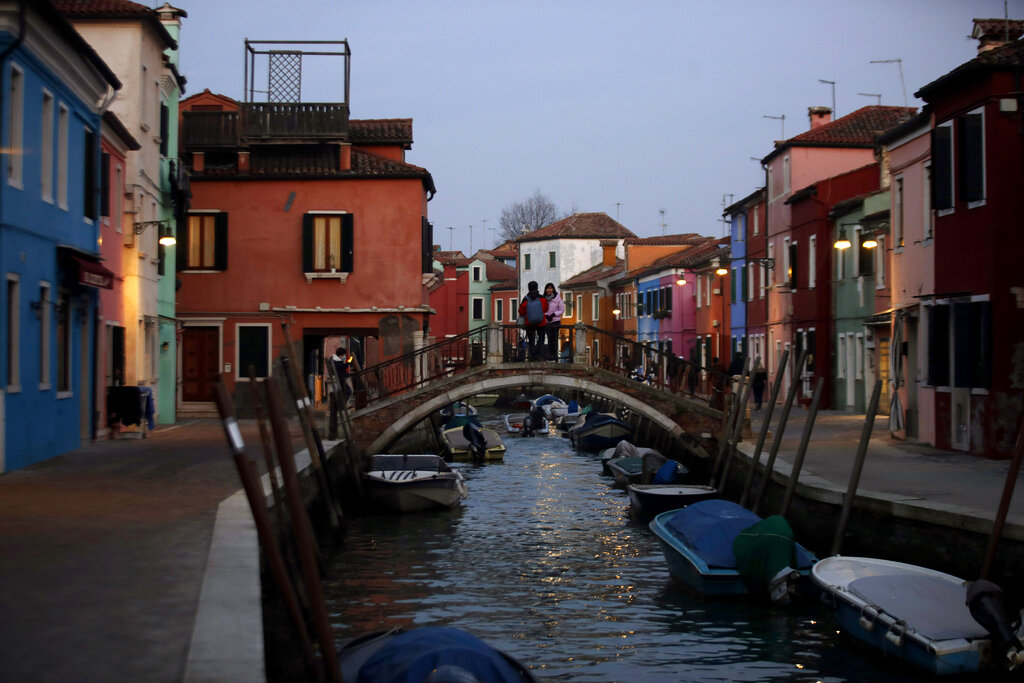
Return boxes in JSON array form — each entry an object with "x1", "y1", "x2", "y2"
[{"x1": 182, "y1": 102, "x2": 349, "y2": 148}]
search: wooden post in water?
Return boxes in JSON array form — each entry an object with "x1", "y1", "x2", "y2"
[
  {"x1": 212, "y1": 378, "x2": 321, "y2": 681},
  {"x1": 752, "y1": 349, "x2": 807, "y2": 516},
  {"x1": 718, "y1": 357, "x2": 757, "y2": 497},
  {"x1": 779, "y1": 375, "x2": 824, "y2": 518},
  {"x1": 711, "y1": 359, "x2": 750, "y2": 488},
  {"x1": 980, "y1": 412, "x2": 1024, "y2": 580},
  {"x1": 264, "y1": 378, "x2": 342, "y2": 683},
  {"x1": 831, "y1": 379, "x2": 882, "y2": 556},
  {"x1": 739, "y1": 350, "x2": 789, "y2": 508},
  {"x1": 246, "y1": 367, "x2": 286, "y2": 524}
]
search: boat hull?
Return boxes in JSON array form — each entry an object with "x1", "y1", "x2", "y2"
[
  {"x1": 626, "y1": 484, "x2": 718, "y2": 517},
  {"x1": 571, "y1": 415, "x2": 633, "y2": 451},
  {"x1": 442, "y1": 427, "x2": 507, "y2": 461},
  {"x1": 363, "y1": 455, "x2": 468, "y2": 512},
  {"x1": 812, "y1": 556, "x2": 993, "y2": 675}
]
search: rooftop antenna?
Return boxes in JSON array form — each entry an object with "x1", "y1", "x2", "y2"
[
  {"x1": 487, "y1": 225, "x2": 496, "y2": 247},
  {"x1": 468, "y1": 224, "x2": 473, "y2": 253},
  {"x1": 857, "y1": 92, "x2": 882, "y2": 105},
  {"x1": 763, "y1": 113, "x2": 785, "y2": 140},
  {"x1": 615, "y1": 202, "x2": 621, "y2": 222},
  {"x1": 481, "y1": 219, "x2": 487, "y2": 248},
  {"x1": 720, "y1": 194, "x2": 734, "y2": 237},
  {"x1": 659, "y1": 209, "x2": 667, "y2": 235},
  {"x1": 818, "y1": 78, "x2": 837, "y2": 117},
  {"x1": 447, "y1": 226, "x2": 454, "y2": 251},
  {"x1": 870, "y1": 58, "x2": 907, "y2": 107}
]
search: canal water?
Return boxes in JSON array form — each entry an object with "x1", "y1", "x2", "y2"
[{"x1": 323, "y1": 410, "x2": 956, "y2": 682}]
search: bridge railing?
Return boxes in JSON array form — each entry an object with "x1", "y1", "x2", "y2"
[{"x1": 349, "y1": 322, "x2": 731, "y2": 409}]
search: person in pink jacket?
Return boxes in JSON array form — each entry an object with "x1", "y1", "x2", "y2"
[{"x1": 542, "y1": 282, "x2": 565, "y2": 361}]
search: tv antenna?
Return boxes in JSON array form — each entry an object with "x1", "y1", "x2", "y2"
[
  {"x1": 763, "y1": 114, "x2": 785, "y2": 140},
  {"x1": 870, "y1": 58, "x2": 907, "y2": 106},
  {"x1": 818, "y1": 79, "x2": 836, "y2": 117},
  {"x1": 659, "y1": 209, "x2": 667, "y2": 235},
  {"x1": 857, "y1": 92, "x2": 882, "y2": 105}
]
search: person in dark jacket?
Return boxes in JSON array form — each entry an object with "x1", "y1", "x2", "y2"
[{"x1": 518, "y1": 281, "x2": 549, "y2": 361}]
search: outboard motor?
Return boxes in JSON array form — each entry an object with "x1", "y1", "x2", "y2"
[
  {"x1": 462, "y1": 422, "x2": 487, "y2": 462},
  {"x1": 967, "y1": 579, "x2": 1024, "y2": 670}
]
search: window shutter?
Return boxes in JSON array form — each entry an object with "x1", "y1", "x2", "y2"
[
  {"x1": 971, "y1": 300, "x2": 991, "y2": 389},
  {"x1": 83, "y1": 130, "x2": 97, "y2": 220},
  {"x1": 953, "y1": 301, "x2": 972, "y2": 387},
  {"x1": 927, "y1": 305, "x2": 950, "y2": 386},
  {"x1": 932, "y1": 126, "x2": 953, "y2": 210},
  {"x1": 665, "y1": 284, "x2": 672, "y2": 310},
  {"x1": 159, "y1": 104, "x2": 169, "y2": 157},
  {"x1": 959, "y1": 113, "x2": 983, "y2": 203},
  {"x1": 859, "y1": 238, "x2": 874, "y2": 276},
  {"x1": 788, "y1": 243, "x2": 798, "y2": 289},
  {"x1": 100, "y1": 153, "x2": 110, "y2": 217},
  {"x1": 302, "y1": 214, "x2": 314, "y2": 272},
  {"x1": 421, "y1": 217, "x2": 433, "y2": 273},
  {"x1": 341, "y1": 213, "x2": 354, "y2": 272},
  {"x1": 214, "y1": 212, "x2": 228, "y2": 271},
  {"x1": 177, "y1": 216, "x2": 189, "y2": 272}
]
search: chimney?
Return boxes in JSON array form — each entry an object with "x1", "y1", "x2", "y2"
[
  {"x1": 600, "y1": 240, "x2": 617, "y2": 266},
  {"x1": 808, "y1": 106, "x2": 832, "y2": 129},
  {"x1": 339, "y1": 143, "x2": 351, "y2": 171},
  {"x1": 972, "y1": 18, "x2": 1024, "y2": 54},
  {"x1": 238, "y1": 150, "x2": 250, "y2": 173}
]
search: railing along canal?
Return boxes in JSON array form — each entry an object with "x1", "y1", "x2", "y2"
[{"x1": 348, "y1": 323, "x2": 731, "y2": 409}]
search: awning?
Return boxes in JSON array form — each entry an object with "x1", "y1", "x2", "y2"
[{"x1": 58, "y1": 247, "x2": 114, "y2": 290}]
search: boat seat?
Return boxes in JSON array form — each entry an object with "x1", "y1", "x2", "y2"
[{"x1": 848, "y1": 574, "x2": 989, "y2": 641}]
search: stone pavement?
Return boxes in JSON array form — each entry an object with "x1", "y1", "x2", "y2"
[
  {"x1": 0, "y1": 419, "x2": 302, "y2": 683},
  {"x1": 741, "y1": 407, "x2": 1024, "y2": 524}
]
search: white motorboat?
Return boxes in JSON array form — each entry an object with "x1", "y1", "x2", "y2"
[{"x1": 363, "y1": 454, "x2": 467, "y2": 512}]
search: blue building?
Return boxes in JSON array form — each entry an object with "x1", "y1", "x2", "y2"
[
  {"x1": 0, "y1": 1, "x2": 120, "y2": 471},
  {"x1": 724, "y1": 196, "x2": 748, "y2": 362}
]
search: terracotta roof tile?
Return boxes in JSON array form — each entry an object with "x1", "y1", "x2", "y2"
[
  {"x1": 623, "y1": 233, "x2": 704, "y2": 246},
  {"x1": 433, "y1": 251, "x2": 466, "y2": 265},
  {"x1": 560, "y1": 260, "x2": 625, "y2": 289},
  {"x1": 54, "y1": 0, "x2": 177, "y2": 48},
  {"x1": 350, "y1": 118, "x2": 413, "y2": 146},
  {"x1": 917, "y1": 37, "x2": 1024, "y2": 100},
  {"x1": 517, "y1": 212, "x2": 635, "y2": 243},
  {"x1": 764, "y1": 106, "x2": 917, "y2": 162},
  {"x1": 485, "y1": 261, "x2": 516, "y2": 282}
]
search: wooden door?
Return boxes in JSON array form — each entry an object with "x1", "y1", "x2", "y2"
[{"x1": 182, "y1": 327, "x2": 220, "y2": 402}]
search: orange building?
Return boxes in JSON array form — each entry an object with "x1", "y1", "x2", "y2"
[{"x1": 175, "y1": 42, "x2": 435, "y2": 406}]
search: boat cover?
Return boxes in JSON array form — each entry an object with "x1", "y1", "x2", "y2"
[
  {"x1": 443, "y1": 415, "x2": 482, "y2": 430},
  {"x1": 664, "y1": 500, "x2": 763, "y2": 568},
  {"x1": 535, "y1": 394, "x2": 561, "y2": 406},
  {"x1": 356, "y1": 626, "x2": 526, "y2": 683},
  {"x1": 652, "y1": 461, "x2": 682, "y2": 484},
  {"x1": 566, "y1": 400, "x2": 579, "y2": 413},
  {"x1": 848, "y1": 574, "x2": 989, "y2": 641},
  {"x1": 731, "y1": 515, "x2": 807, "y2": 590}
]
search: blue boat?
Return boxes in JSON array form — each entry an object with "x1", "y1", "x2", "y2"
[
  {"x1": 569, "y1": 412, "x2": 633, "y2": 451},
  {"x1": 812, "y1": 556, "x2": 1023, "y2": 676},
  {"x1": 649, "y1": 499, "x2": 816, "y2": 602}
]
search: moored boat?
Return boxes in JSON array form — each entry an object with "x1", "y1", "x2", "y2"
[
  {"x1": 812, "y1": 556, "x2": 1024, "y2": 676},
  {"x1": 442, "y1": 425, "x2": 507, "y2": 461},
  {"x1": 569, "y1": 412, "x2": 633, "y2": 451},
  {"x1": 503, "y1": 412, "x2": 548, "y2": 435},
  {"x1": 466, "y1": 393, "x2": 500, "y2": 407},
  {"x1": 363, "y1": 454, "x2": 468, "y2": 512},
  {"x1": 338, "y1": 626, "x2": 537, "y2": 682},
  {"x1": 626, "y1": 484, "x2": 718, "y2": 517},
  {"x1": 649, "y1": 499, "x2": 816, "y2": 603},
  {"x1": 439, "y1": 401, "x2": 478, "y2": 418},
  {"x1": 534, "y1": 393, "x2": 569, "y2": 416}
]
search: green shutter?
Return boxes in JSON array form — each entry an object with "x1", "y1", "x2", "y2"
[
  {"x1": 214, "y1": 212, "x2": 228, "y2": 271},
  {"x1": 302, "y1": 214, "x2": 314, "y2": 272},
  {"x1": 341, "y1": 213, "x2": 354, "y2": 272}
]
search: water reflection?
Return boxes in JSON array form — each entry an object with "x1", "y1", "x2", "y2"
[{"x1": 323, "y1": 409, "x2": 931, "y2": 682}]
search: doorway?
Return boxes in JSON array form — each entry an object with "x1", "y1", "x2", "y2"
[{"x1": 181, "y1": 326, "x2": 220, "y2": 402}]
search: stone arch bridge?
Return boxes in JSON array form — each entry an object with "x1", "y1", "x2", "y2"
[{"x1": 347, "y1": 362, "x2": 725, "y2": 462}]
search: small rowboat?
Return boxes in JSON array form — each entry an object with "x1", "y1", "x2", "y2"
[
  {"x1": 626, "y1": 484, "x2": 718, "y2": 517},
  {"x1": 363, "y1": 454, "x2": 467, "y2": 512},
  {"x1": 503, "y1": 413, "x2": 548, "y2": 435}
]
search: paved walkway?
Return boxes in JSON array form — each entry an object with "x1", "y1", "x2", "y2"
[
  {"x1": 0, "y1": 419, "x2": 302, "y2": 683},
  {"x1": 742, "y1": 407, "x2": 1024, "y2": 524}
]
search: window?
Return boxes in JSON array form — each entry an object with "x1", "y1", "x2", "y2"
[
  {"x1": 302, "y1": 213, "x2": 353, "y2": 273},
  {"x1": 83, "y1": 128, "x2": 97, "y2": 221},
  {"x1": 767, "y1": 242, "x2": 775, "y2": 285},
  {"x1": 183, "y1": 212, "x2": 228, "y2": 270},
  {"x1": 471, "y1": 297, "x2": 484, "y2": 320},
  {"x1": 855, "y1": 334, "x2": 864, "y2": 380},
  {"x1": 927, "y1": 304, "x2": 950, "y2": 386},
  {"x1": 494, "y1": 298, "x2": 504, "y2": 322},
  {"x1": 893, "y1": 175, "x2": 905, "y2": 248},
  {"x1": 6, "y1": 274, "x2": 19, "y2": 390},
  {"x1": 858, "y1": 232, "x2": 874, "y2": 276},
  {"x1": 7, "y1": 64, "x2": 22, "y2": 186},
  {"x1": 837, "y1": 334, "x2": 846, "y2": 379},
  {"x1": 56, "y1": 289, "x2": 71, "y2": 393},
  {"x1": 730, "y1": 268, "x2": 737, "y2": 303},
  {"x1": 114, "y1": 165, "x2": 123, "y2": 232},
  {"x1": 472, "y1": 266, "x2": 481, "y2": 282},
  {"x1": 576, "y1": 295, "x2": 583, "y2": 321},
  {"x1": 159, "y1": 103, "x2": 169, "y2": 156},
  {"x1": 548, "y1": 251, "x2": 556, "y2": 268},
  {"x1": 57, "y1": 104, "x2": 68, "y2": 208},
  {"x1": 237, "y1": 324, "x2": 271, "y2": 379},
  {"x1": 789, "y1": 241, "x2": 798, "y2": 290},
  {"x1": 39, "y1": 282, "x2": 50, "y2": 388},
  {"x1": 783, "y1": 155, "x2": 791, "y2": 194},
  {"x1": 836, "y1": 234, "x2": 846, "y2": 280},
  {"x1": 932, "y1": 121, "x2": 954, "y2": 213},
  {"x1": 524, "y1": 253, "x2": 531, "y2": 270},
  {"x1": 808, "y1": 236, "x2": 817, "y2": 288},
  {"x1": 959, "y1": 108, "x2": 985, "y2": 207},
  {"x1": 748, "y1": 263, "x2": 755, "y2": 300},
  {"x1": 41, "y1": 91, "x2": 53, "y2": 201},
  {"x1": 420, "y1": 218, "x2": 433, "y2": 274},
  {"x1": 752, "y1": 208, "x2": 759, "y2": 236},
  {"x1": 592, "y1": 293, "x2": 600, "y2": 321},
  {"x1": 782, "y1": 237, "x2": 791, "y2": 288},
  {"x1": 508, "y1": 298, "x2": 516, "y2": 320}
]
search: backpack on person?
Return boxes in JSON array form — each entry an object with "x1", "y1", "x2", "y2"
[{"x1": 525, "y1": 296, "x2": 545, "y2": 326}]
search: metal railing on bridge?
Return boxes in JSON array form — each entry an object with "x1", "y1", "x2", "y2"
[{"x1": 348, "y1": 323, "x2": 731, "y2": 409}]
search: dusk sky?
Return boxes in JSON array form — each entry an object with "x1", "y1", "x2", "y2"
[{"x1": 177, "y1": 0, "x2": 1024, "y2": 256}]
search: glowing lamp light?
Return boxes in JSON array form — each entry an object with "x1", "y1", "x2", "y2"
[
  {"x1": 834, "y1": 228, "x2": 851, "y2": 250},
  {"x1": 715, "y1": 266, "x2": 728, "y2": 276},
  {"x1": 158, "y1": 225, "x2": 177, "y2": 246},
  {"x1": 612, "y1": 308, "x2": 621, "y2": 317},
  {"x1": 676, "y1": 276, "x2": 687, "y2": 286},
  {"x1": 862, "y1": 235, "x2": 878, "y2": 249}
]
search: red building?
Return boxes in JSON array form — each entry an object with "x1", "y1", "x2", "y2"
[
  {"x1": 786, "y1": 163, "x2": 880, "y2": 407},
  {"x1": 176, "y1": 44, "x2": 435, "y2": 406},
  {"x1": 915, "y1": 23, "x2": 1024, "y2": 457}
]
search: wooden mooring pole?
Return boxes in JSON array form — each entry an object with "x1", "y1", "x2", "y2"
[
  {"x1": 739, "y1": 350, "x2": 789, "y2": 508},
  {"x1": 980, "y1": 412, "x2": 1024, "y2": 580},
  {"x1": 752, "y1": 349, "x2": 807, "y2": 516},
  {"x1": 779, "y1": 375, "x2": 824, "y2": 518},
  {"x1": 717, "y1": 357, "x2": 757, "y2": 497},
  {"x1": 831, "y1": 379, "x2": 882, "y2": 556}
]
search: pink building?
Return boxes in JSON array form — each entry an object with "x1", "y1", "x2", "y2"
[{"x1": 878, "y1": 112, "x2": 934, "y2": 446}]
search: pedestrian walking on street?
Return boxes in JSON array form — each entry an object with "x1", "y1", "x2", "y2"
[
  {"x1": 518, "y1": 281, "x2": 549, "y2": 361},
  {"x1": 752, "y1": 359, "x2": 767, "y2": 410},
  {"x1": 542, "y1": 282, "x2": 564, "y2": 361}
]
